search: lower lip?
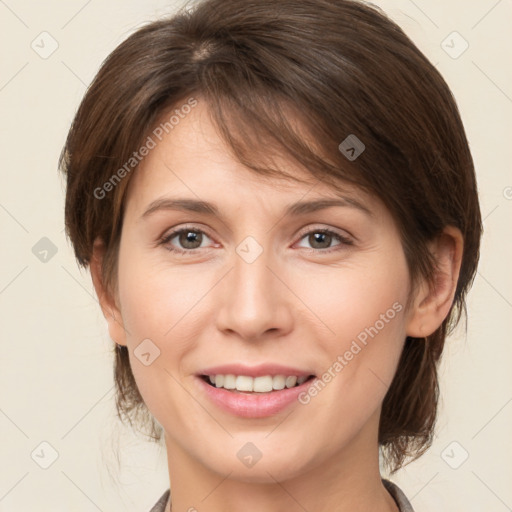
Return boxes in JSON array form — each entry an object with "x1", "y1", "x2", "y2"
[{"x1": 196, "y1": 376, "x2": 315, "y2": 418}]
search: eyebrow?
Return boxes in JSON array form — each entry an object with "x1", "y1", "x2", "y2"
[{"x1": 140, "y1": 196, "x2": 373, "y2": 221}]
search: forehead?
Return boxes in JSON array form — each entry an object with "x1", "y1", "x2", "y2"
[{"x1": 123, "y1": 98, "x2": 377, "y2": 217}]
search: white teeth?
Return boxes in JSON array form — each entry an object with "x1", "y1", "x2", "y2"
[
  {"x1": 223, "y1": 374, "x2": 236, "y2": 389},
  {"x1": 206, "y1": 374, "x2": 310, "y2": 392},
  {"x1": 272, "y1": 375, "x2": 286, "y2": 390},
  {"x1": 285, "y1": 376, "x2": 297, "y2": 388},
  {"x1": 253, "y1": 376, "x2": 273, "y2": 393},
  {"x1": 235, "y1": 375, "x2": 253, "y2": 392}
]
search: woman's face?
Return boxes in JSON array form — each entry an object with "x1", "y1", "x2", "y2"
[{"x1": 107, "y1": 99, "x2": 417, "y2": 482}]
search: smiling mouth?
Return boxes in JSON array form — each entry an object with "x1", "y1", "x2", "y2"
[{"x1": 200, "y1": 374, "x2": 316, "y2": 393}]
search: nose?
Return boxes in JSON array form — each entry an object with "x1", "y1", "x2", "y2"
[{"x1": 215, "y1": 240, "x2": 294, "y2": 342}]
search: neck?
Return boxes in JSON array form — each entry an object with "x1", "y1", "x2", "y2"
[{"x1": 163, "y1": 427, "x2": 399, "y2": 512}]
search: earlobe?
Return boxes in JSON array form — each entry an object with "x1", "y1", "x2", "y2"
[
  {"x1": 406, "y1": 226, "x2": 464, "y2": 338},
  {"x1": 90, "y1": 237, "x2": 128, "y2": 347}
]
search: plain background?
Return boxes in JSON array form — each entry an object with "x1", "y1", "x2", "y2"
[{"x1": 0, "y1": 0, "x2": 511, "y2": 510}]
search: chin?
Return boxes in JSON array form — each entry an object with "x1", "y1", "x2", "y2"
[{"x1": 201, "y1": 441, "x2": 319, "y2": 484}]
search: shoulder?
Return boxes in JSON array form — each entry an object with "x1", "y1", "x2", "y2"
[
  {"x1": 148, "y1": 489, "x2": 170, "y2": 512},
  {"x1": 382, "y1": 479, "x2": 415, "y2": 512}
]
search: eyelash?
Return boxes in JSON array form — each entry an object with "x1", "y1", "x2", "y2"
[{"x1": 158, "y1": 225, "x2": 354, "y2": 256}]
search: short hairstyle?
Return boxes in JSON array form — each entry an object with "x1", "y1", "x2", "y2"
[{"x1": 59, "y1": 0, "x2": 482, "y2": 473}]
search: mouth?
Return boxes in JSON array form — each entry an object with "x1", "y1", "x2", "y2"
[
  {"x1": 195, "y1": 364, "x2": 318, "y2": 417},
  {"x1": 199, "y1": 374, "x2": 316, "y2": 393}
]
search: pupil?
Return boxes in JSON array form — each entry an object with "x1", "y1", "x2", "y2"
[
  {"x1": 181, "y1": 231, "x2": 201, "y2": 249},
  {"x1": 311, "y1": 232, "x2": 330, "y2": 249}
]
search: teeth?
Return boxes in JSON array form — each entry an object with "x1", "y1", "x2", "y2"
[
  {"x1": 206, "y1": 374, "x2": 310, "y2": 392},
  {"x1": 273, "y1": 375, "x2": 286, "y2": 390},
  {"x1": 236, "y1": 375, "x2": 253, "y2": 392},
  {"x1": 223, "y1": 374, "x2": 236, "y2": 389},
  {"x1": 253, "y1": 376, "x2": 273, "y2": 393},
  {"x1": 285, "y1": 376, "x2": 297, "y2": 388}
]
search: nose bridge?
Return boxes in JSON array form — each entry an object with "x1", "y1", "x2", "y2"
[
  {"x1": 215, "y1": 234, "x2": 291, "y2": 339},
  {"x1": 234, "y1": 234, "x2": 272, "y2": 301}
]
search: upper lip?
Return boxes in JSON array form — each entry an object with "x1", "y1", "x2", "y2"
[{"x1": 198, "y1": 363, "x2": 315, "y2": 378}]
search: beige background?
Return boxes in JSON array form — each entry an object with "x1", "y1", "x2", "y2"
[{"x1": 1, "y1": 0, "x2": 511, "y2": 510}]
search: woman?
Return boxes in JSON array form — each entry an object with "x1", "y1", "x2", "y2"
[{"x1": 59, "y1": 0, "x2": 482, "y2": 510}]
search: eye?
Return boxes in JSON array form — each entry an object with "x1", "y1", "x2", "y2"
[
  {"x1": 159, "y1": 226, "x2": 214, "y2": 255},
  {"x1": 295, "y1": 228, "x2": 353, "y2": 253},
  {"x1": 158, "y1": 225, "x2": 353, "y2": 256}
]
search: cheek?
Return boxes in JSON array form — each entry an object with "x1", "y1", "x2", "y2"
[
  {"x1": 294, "y1": 251, "x2": 409, "y2": 343},
  {"x1": 116, "y1": 259, "x2": 206, "y2": 428},
  {"x1": 291, "y1": 252, "x2": 410, "y2": 408},
  {"x1": 115, "y1": 250, "x2": 214, "y2": 416},
  {"x1": 117, "y1": 245, "x2": 205, "y2": 345}
]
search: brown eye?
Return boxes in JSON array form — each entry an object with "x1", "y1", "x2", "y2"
[
  {"x1": 308, "y1": 232, "x2": 334, "y2": 249},
  {"x1": 296, "y1": 228, "x2": 353, "y2": 252},
  {"x1": 176, "y1": 230, "x2": 203, "y2": 249},
  {"x1": 160, "y1": 228, "x2": 213, "y2": 254}
]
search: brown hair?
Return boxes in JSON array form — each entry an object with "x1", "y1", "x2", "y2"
[{"x1": 59, "y1": 0, "x2": 482, "y2": 473}]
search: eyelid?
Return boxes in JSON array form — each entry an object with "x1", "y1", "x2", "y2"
[
  {"x1": 294, "y1": 224, "x2": 354, "y2": 243},
  {"x1": 159, "y1": 222, "x2": 214, "y2": 239}
]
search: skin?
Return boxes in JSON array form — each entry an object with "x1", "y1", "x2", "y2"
[{"x1": 91, "y1": 99, "x2": 463, "y2": 512}]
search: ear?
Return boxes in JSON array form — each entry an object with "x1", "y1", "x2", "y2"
[
  {"x1": 90, "y1": 237, "x2": 128, "y2": 347},
  {"x1": 406, "y1": 226, "x2": 464, "y2": 338}
]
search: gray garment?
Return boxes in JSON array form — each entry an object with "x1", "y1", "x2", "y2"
[
  {"x1": 383, "y1": 479, "x2": 415, "y2": 512},
  {"x1": 149, "y1": 479, "x2": 414, "y2": 511},
  {"x1": 149, "y1": 488, "x2": 170, "y2": 512}
]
